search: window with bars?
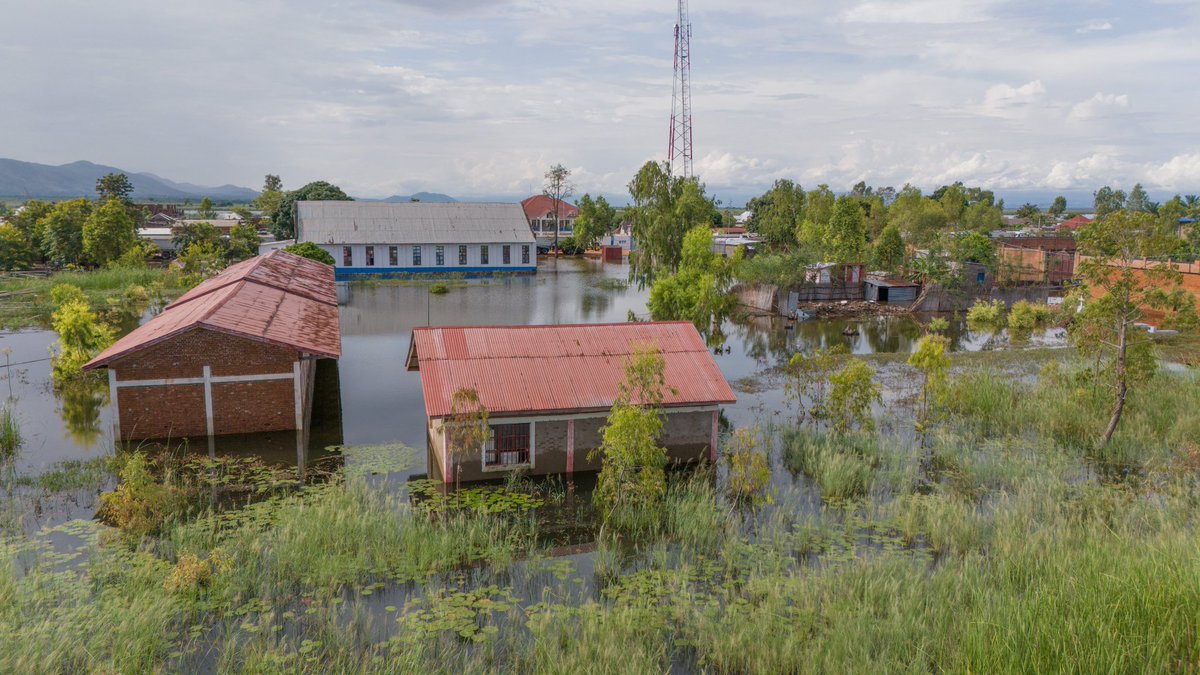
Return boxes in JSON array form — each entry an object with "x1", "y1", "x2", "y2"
[
  {"x1": 435, "y1": 245, "x2": 445, "y2": 266},
  {"x1": 412, "y1": 245, "x2": 422, "y2": 266},
  {"x1": 458, "y1": 245, "x2": 468, "y2": 265},
  {"x1": 502, "y1": 245, "x2": 511, "y2": 265},
  {"x1": 342, "y1": 246, "x2": 352, "y2": 267},
  {"x1": 480, "y1": 245, "x2": 489, "y2": 265},
  {"x1": 521, "y1": 245, "x2": 530, "y2": 265},
  {"x1": 484, "y1": 423, "x2": 531, "y2": 468},
  {"x1": 365, "y1": 246, "x2": 375, "y2": 266}
]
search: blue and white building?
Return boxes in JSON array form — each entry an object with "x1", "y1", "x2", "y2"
[{"x1": 295, "y1": 202, "x2": 537, "y2": 279}]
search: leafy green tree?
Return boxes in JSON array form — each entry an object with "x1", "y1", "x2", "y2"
[
  {"x1": 626, "y1": 161, "x2": 717, "y2": 286},
  {"x1": 226, "y1": 221, "x2": 261, "y2": 262},
  {"x1": 951, "y1": 231, "x2": 997, "y2": 269},
  {"x1": 283, "y1": 241, "x2": 335, "y2": 265},
  {"x1": 179, "y1": 241, "x2": 227, "y2": 286},
  {"x1": 871, "y1": 224, "x2": 905, "y2": 273},
  {"x1": 647, "y1": 226, "x2": 738, "y2": 333},
  {"x1": 824, "y1": 196, "x2": 868, "y2": 263},
  {"x1": 961, "y1": 200, "x2": 1004, "y2": 233},
  {"x1": 172, "y1": 220, "x2": 223, "y2": 253},
  {"x1": 937, "y1": 183, "x2": 968, "y2": 225},
  {"x1": 1074, "y1": 210, "x2": 1197, "y2": 446},
  {"x1": 908, "y1": 335, "x2": 950, "y2": 431},
  {"x1": 1093, "y1": 186, "x2": 1127, "y2": 220},
  {"x1": 1049, "y1": 195, "x2": 1067, "y2": 219},
  {"x1": 51, "y1": 285, "x2": 114, "y2": 382},
  {"x1": 272, "y1": 181, "x2": 353, "y2": 240},
  {"x1": 784, "y1": 345, "x2": 846, "y2": 422},
  {"x1": 111, "y1": 239, "x2": 157, "y2": 268},
  {"x1": 1126, "y1": 183, "x2": 1156, "y2": 214},
  {"x1": 826, "y1": 359, "x2": 881, "y2": 435},
  {"x1": 197, "y1": 197, "x2": 217, "y2": 219},
  {"x1": 254, "y1": 174, "x2": 285, "y2": 221},
  {"x1": 445, "y1": 388, "x2": 490, "y2": 489},
  {"x1": 95, "y1": 173, "x2": 134, "y2": 204},
  {"x1": 0, "y1": 224, "x2": 33, "y2": 270},
  {"x1": 591, "y1": 346, "x2": 672, "y2": 525},
  {"x1": 746, "y1": 179, "x2": 805, "y2": 250},
  {"x1": 40, "y1": 198, "x2": 92, "y2": 266},
  {"x1": 83, "y1": 198, "x2": 137, "y2": 266},
  {"x1": 1015, "y1": 203, "x2": 1042, "y2": 227},
  {"x1": 572, "y1": 194, "x2": 617, "y2": 250},
  {"x1": 9, "y1": 199, "x2": 52, "y2": 256},
  {"x1": 724, "y1": 427, "x2": 773, "y2": 506},
  {"x1": 805, "y1": 185, "x2": 836, "y2": 228},
  {"x1": 889, "y1": 185, "x2": 948, "y2": 245}
]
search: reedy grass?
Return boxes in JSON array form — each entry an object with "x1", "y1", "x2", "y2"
[{"x1": 0, "y1": 406, "x2": 20, "y2": 457}]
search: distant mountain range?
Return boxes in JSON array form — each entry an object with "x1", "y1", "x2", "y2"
[
  {"x1": 0, "y1": 158, "x2": 260, "y2": 202},
  {"x1": 377, "y1": 192, "x2": 457, "y2": 203}
]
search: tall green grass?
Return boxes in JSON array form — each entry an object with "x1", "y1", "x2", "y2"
[{"x1": 0, "y1": 407, "x2": 20, "y2": 457}]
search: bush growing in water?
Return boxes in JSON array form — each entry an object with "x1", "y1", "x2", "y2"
[
  {"x1": 429, "y1": 282, "x2": 449, "y2": 295},
  {"x1": 909, "y1": 335, "x2": 951, "y2": 431},
  {"x1": 966, "y1": 299, "x2": 1006, "y2": 330},
  {"x1": 724, "y1": 427, "x2": 773, "y2": 505},
  {"x1": 1008, "y1": 300, "x2": 1054, "y2": 333},
  {"x1": 0, "y1": 406, "x2": 21, "y2": 457},
  {"x1": 98, "y1": 452, "x2": 179, "y2": 539},
  {"x1": 826, "y1": 358, "x2": 881, "y2": 434},
  {"x1": 50, "y1": 283, "x2": 114, "y2": 382}
]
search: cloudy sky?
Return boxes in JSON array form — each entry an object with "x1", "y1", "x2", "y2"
[{"x1": 3, "y1": 0, "x2": 1199, "y2": 203}]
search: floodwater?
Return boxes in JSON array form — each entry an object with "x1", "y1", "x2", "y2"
[{"x1": 0, "y1": 256, "x2": 1062, "y2": 483}]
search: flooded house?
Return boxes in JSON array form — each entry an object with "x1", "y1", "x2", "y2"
[
  {"x1": 83, "y1": 250, "x2": 341, "y2": 441},
  {"x1": 295, "y1": 201, "x2": 537, "y2": 279},
  {"x1": 405, "y1": 322, "x2": 737, "y2": 484}
]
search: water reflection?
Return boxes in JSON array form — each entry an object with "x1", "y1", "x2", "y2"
[{"x1": 55, "y1": 378, "x2": 109, "y2": 445}]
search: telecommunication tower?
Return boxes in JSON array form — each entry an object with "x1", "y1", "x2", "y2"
[{"x1": 668, "y1": 0, "x2": 694, "y2": 177}]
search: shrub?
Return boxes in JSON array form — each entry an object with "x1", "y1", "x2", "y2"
[
  {"x1": 966, "y1": 299, "x2": 1005, "y2": 329},
  {"x1": 827, "y1": 359, "x2": 881, "y2": 434},
  {"x1": 283, "y1": 241, "x2": 336, "y2": 266},
  {"x1": 429, "y1": 282, "x2": 449, "y2": 295},
  {"x1": 98, "y1": 452, "x2": 180, "y2": 539},
  {"x1": 724, "y1": 427, "x2": 773, "y2": 505}
]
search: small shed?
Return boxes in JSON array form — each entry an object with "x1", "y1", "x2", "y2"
[
  {"x1": 864, "y1": 278, "x2": 920, "y2": 304},
  {"x1": 406, "y1": 322, "x2": 737, "y2": 484},
  {"x1": 806, "y1": 262, "x2": 864, "y2": 285},
  {"x1": 83, "y1": 250, "x2": 341, "y2": 441}
]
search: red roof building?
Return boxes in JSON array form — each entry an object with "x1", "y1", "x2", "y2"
[
  {"x1": 84, "y1": 250, "x2": 340, "y2": 441},
  {"x1": 1060, "y1": 215, "x2": 1093, "y2": 231},
  {"x1": 406, "y1": 322, "x2": 735, "y2": 483},
  {"x1": 521, "y1": 195, "x2": 579, "y2": 236}
]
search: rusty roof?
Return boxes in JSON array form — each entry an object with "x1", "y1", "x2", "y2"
[
  {"x1": 84, "y1": 250, "x2": 340, "y2": 369},
  {"x1": 407, "y1": 322, "x2": 736, "y2": 419}
]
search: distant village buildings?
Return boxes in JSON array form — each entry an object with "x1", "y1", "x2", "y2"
[
  {"x1": 520, "y1": 195, "x2": 578, "y2": 237},
  {"x1": 295, "y1": 201, "x2": 537, "y2": 278}
]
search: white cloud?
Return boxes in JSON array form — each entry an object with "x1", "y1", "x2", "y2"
[
  {"x1": 1145, "y1": 154, "x2": 1200, "y2": 190},
  {"x1": 841, "y1": 0, "x2": 999, "y2": 24},
  {"x1": 1068, "y1": 92, "x2": 1131, "y2": 121},
  {"x1": 981, "y1": 80, "x2": 1047, "y2": 115},
  {"x1": 1076, "y1": 19, "x2": 1114, "y2": 33}
]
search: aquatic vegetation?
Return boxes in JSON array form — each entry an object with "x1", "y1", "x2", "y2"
[
  {"x1": 826, "y1": 358, "x2": 881, "y2": 434},
  {"x1": 0, "y1": 406, "x2": 20, "y2": 457},
  {"x1": 965, "y1": 298, "x2": 1005, "y2": 330},
  {"x1": 429, "y1": 282, "x2": 449, "y2": 295},
  {"x1": 723, "y1": 427, "x2": 773, "y2": 505}
]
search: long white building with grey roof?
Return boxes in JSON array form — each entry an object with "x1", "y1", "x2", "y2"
[{"x1": 295, "y1": 201, "x2": 538, "y2": 279}]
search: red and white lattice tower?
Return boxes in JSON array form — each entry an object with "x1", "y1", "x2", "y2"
[{"x1": 668, "y1": 0, "x2": 694, "y2": 177}]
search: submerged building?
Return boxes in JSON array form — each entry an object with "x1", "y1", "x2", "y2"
[
  {"x1": 295, "y1": 201, "x2": 537, "y2": 279},
  {"x1": 406, "y1": 322, "x2": 736, "y2": 484},
  {"x1": 83, "y1": 250, "x2": 341, "y2": 441}
]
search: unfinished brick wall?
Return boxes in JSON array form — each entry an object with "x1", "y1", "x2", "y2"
[{"x1": 108, "y1": 327, "x2": 305, "y2": 440}]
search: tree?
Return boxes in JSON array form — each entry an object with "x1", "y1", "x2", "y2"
[
  {"x1": 226, "y1": 221, "x2": 261, "y2": 262},
  {"x1": 826, "y1": 359, "x2": 881, "y2": 435},
  {"x1": 1093, "y1": 186, "x2": 1127, "y2": 220},
  {"x1": 83, "y1": 197, "x2": 137, "y2": 266},
  {"x1": 50, "y1": 285, "x2": 114, "y2": 382},
  {"x1": 746, "y1": 179, "x2": 805, "y2": 250},
  {"x1": 591, "y1": 346, "x2": 672, "y2": 525},
  {"x1": 9, "y1": 199, "x2": 53, "y2": 257},
  {"x1": 1048, "y1": 195, "x2": 1068, "y2": 219},
  {"x1": 179, "y1": 241, "x2": 227, "y2": 285},
  {"x1": 254, "y1": 174, "x2": 285, "y2": 221},
  {"x1": 647, "y1": 226, "x2": 738, "y2": 334},
  {"x1": 871, "y1": 224, "x2": 905, "y2": 273},
  {"x1": 784, "y1": 346, "x2": 846, "y2": 422},
  {"x1": 1126, "y1": 183, "x2": 1156, "y2": 214},
  {"x1": 95, "y1": 172, "x2": 134, "y2": 204},
  {"x1": 0, "y1": 224, "x2": 33, "y2": 270},
  {"x1": 824, "y1": 196, "x2": 868, "y2": 264},
  {"x1": 951, "y1": 231, "x2": 997, "y2": 269},
  {"x1": 40, "y1": 198, "x2": 92, "y2": 266},
  {"x1": 908, "y1": 335, "x2": 950, "y2": 431},
  {"x1": 197, "y1": 197, "x2": 217, "y2": 219},
  {"x1": 572, "y1": 194, "x2": 617, "y2": 250},
  {"x1": 805, "y1": 185, "x2": 836, "y2": 227},
  {"x1": 272, "y1": 181, "x2": 353, "y2": 240},
  {"x1": 283, "y1": 241, "x2": 335, "y2": 266},
  {"x1": 626, "y1": 161, "x2": 717, "y2": 286},
  {"x1": 542, "y1": 164, "x2": 575, "y2": 255},
  {"x1": 445, "y1": 388, "x2": 490, "y2": 489},
  {"x1": 1015, "y1": 203, "x2": 1042, "y2": 227},
  {"x1": 1074, "y1": 210, "x2": 1197, "y2": 446},
  {"x1": 171, "y1": 220, "x2": 223, "y2": 254},
  {"x1": 889, "y1": 185, "x2": 948, "y2": 245}
]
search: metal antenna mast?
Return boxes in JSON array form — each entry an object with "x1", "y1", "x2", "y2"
[{"x1": 668, "y1": 0, "x2": 694, "y2": 177}]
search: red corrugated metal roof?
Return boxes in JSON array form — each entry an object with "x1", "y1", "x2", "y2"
[
  {"x1": 409, "y1": 322, "x2": 736, "y2": 418},
  {"x1": 84, "y1": 250, "x2": 340, "y2": 369},
  {"x1": 520, "y1": 195, "x2": 579, "y2": 221}
]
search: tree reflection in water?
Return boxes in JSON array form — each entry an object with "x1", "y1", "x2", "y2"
[{"x1": 56, "y1": 377, "x2": 109, "y2": 446}]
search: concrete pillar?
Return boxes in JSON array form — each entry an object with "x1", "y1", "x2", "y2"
[
  {"x1": 292, "y1": 361, "x2": 303, "y2": 430},
  {"x1": 566, "y1": 419, "x2": 575, "y2": 475},
  {"x1": 710, "y1": 410, "x2": 719, "y2": 463},
  {"x1": 202, "y1": 365, "x2": 215, "y2": 437},
  {"x1": 108, "y1": 368, "x2": 121, "y2": 441}
]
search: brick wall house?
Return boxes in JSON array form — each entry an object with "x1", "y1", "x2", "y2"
[{"x1": 84, "y1": 250, "x2": 341, "y2": 441}]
